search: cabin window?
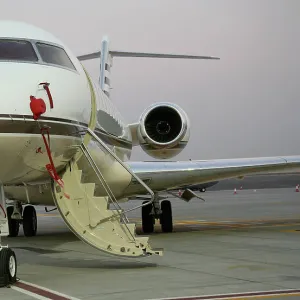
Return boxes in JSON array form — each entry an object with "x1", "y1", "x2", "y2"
[
  {"x1": 36, "y1": 42, "x2": 76, "y2": 70},
  {"x1": 0, "y1": 39, "x2": 38, "y2": 62}
]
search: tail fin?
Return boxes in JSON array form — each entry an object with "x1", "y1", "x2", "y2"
[{"x1": 77, "y1": 37, "x2": 220, "y2": 98}]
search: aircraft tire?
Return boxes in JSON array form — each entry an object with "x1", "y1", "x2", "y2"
[
  {"x1": 160, "y1": 200, "x2": 173, "y2": 233},
  {"x1": 23, "y1": 206, "x2": 37, "y2": 237},
  {"x1": 142, "y1": 201, "x2": 154, "y2": 233},
  {"x1": 7, "y1": 206, "x2": 19, "y2": 238},
  {"x1": 200, "y1": 188, "x2": 206, "y2": 192},
  {"x1": 0, "y1": 248, "x2": 17, "y2": 287}
]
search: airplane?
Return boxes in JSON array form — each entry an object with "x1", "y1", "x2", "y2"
[{"x1": 1, "y1": 20, "x2": 300, "y2": 286}]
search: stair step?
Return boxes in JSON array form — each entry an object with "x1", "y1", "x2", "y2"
[
  {"x1": 82, "y1": 183, "x2": 96, "y2": 198},
  {"x1": 92, "y1": 196, "x2": 109, "y2": 210}
]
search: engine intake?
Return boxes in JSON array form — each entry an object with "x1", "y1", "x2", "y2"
[
  {"x1": 137, "y1": 102, "x2": 190, "y2": 159},
  {"x1": 145, "y1": 106, "x2": 183, "y2": 144}
]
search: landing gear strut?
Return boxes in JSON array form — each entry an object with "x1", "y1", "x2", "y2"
[
  {"x1": 141, "y1": 195, "x2": 173, "y2": 233},
  {"x1": 0, "y1": 184, "x2": 17, "y2": 287}
]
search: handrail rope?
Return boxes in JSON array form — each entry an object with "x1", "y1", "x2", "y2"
[
  {"x1": 86, "y1": 129, "x2": 156, "y2": 213},
  {"x1": 79, "y1": 144, "x2": 130, "y2": 222}
]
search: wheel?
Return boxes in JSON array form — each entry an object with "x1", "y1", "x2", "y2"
[
  {"x1": 160, "y1": 200, "x2": 173, "y2": 233},
  {"x1": 0, "y1": 248, "x2": 17, "y2": 287},
  {"x1": 7, "y1": 206, "x2": 19, "y2": 237},
  {"x1": 142, "y1": 201, "x2": 154, "y2": 233},
  {"x1": 22, "y1": 206, "x2": 37, "y2": 237},
  {"x1": 200, "y1": 188, "x2": 206, "y2": 192}
]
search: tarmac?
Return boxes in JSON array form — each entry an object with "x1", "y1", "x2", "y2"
[
  {"x1": 0, "y1": 187, "x2": 300, "y2": 300},
  {"x1": 209, "y1": 173, "x2": 300, "y2": 191}
]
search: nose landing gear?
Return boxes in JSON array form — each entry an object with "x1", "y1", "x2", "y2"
[
  {"x1": 0, "y1": 185, "x2": 17, "y2": 287},
  {"x1": 0, "y1": 247, "x2": 17, "y2": 287}
]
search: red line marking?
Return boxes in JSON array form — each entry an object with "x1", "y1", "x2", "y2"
[{"x1": 15, "y1": 281, "x2": 71, "y2": 300}]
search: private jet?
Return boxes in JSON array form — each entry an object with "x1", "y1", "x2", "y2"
[{"x1": 1, "y1": 20, "x2": 300, "y2": 286}]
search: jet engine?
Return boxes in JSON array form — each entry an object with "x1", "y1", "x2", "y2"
[{"x1": 137, "y1": 102, "x2": 190, "y2": 159}]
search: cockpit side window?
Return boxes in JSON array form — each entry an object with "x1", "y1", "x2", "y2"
[
  {"x1": 36, "y1": 42, "x2": 76, "y2": 71},
  {"x1": 0, "y1": 39, "x2": 38, "y2": 61}
]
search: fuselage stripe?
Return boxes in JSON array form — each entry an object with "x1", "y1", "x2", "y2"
[{"x1": 0, "y1": 115, "x2": 132, "y2": 150}]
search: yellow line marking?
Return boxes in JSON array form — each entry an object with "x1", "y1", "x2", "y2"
[
  {"x1": 37, "y1": 214, "x2": 60, "y2": 217},
  {"x1": 37, "y1": 214, "x2": 300, "y2": 230},
  {"x1": 220, "y1": 293, "x2": 300, "y2": 299}
]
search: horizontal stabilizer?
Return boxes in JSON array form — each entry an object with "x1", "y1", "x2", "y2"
[
  {"x1": 77, "y1": 51, "x2": 220, "y2": 61},
  {"x1": 77, "y1": 51, "x2": 101, "y2": 61},
  {"x1": 109, "y1": 51, "x2": 219, "y2": 60}
]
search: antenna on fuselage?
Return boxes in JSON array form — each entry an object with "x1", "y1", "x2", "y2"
[{"x1": 77, "y1": 37, "x2": 220, "y2": 98}]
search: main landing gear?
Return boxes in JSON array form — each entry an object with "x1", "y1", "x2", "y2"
[
  {"x1": 142, "y1": 195, "x2": 173, "y2": 233},
  {"x1": 7, "y1": 202, "x2": 37, "y2": 238}
]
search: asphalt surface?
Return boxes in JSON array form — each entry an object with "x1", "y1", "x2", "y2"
[{"x1": 0, "y1": 187, "x2": 299, "y2": 300}]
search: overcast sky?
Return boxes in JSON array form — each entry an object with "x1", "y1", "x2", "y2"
[{"x1": 1, "y1": 0, "x2": 299, "y2": 161}]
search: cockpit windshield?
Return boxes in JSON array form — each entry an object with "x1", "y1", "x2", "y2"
[
  {"x1": 36, "y1": 42, "x2": 76, "y2": 70},
  {"x1": 0, "y1": 39, "x2": 38, "y2": 61},
  {"x1": 0, "y1": 39, "x2": 76, "y2": 72}
]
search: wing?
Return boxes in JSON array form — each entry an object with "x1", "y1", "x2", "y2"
[{"x1": 124, "y1": 156, "x2": 300, "y2": 196}]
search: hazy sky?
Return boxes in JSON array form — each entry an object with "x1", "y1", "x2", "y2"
[{"x1": 1, "y1": 0, "x2": 299, "y2": 161}]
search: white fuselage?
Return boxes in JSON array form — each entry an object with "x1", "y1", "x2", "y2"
[{"x1": 0, "y1": 21, "x2": 133, "y2": 204}]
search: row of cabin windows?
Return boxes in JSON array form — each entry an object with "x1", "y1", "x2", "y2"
[{"x1": 0, "y1": 39, "x2": 76, "y2": 71}]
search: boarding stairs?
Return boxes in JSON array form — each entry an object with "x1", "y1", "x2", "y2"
[{"x1": 52, "y1": 128, "x2": 163, "y2": 257}]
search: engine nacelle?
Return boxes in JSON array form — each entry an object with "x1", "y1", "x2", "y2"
[{"x1": 137, "y1": 102, "x2": 190, "y2": 159}]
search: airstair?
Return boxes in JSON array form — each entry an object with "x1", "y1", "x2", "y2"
[
  {"x1": 51, "y1": 68, "x2": 162, "y2": 257},
  {"x1": 52, "y1": 127, "x2": 162, "y2": 257}
]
